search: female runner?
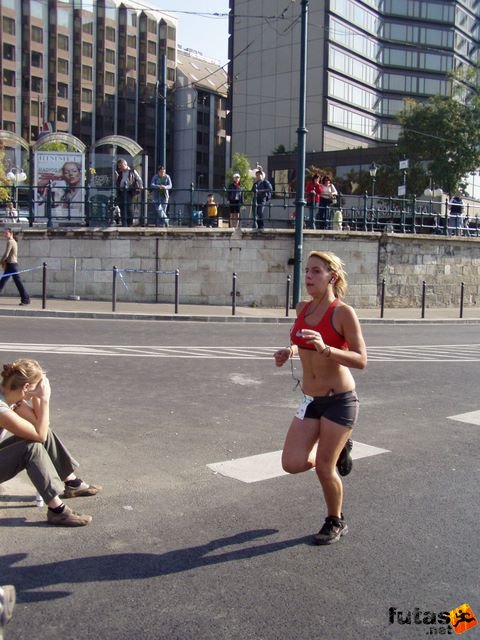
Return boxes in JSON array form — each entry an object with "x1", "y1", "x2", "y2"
[{"x1": 274, "y1": 251, "x2": 367, "y2": 544}]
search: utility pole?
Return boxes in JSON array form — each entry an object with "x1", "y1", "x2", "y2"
[{"x1": 293, "y1": 0, "x2": 309, "y2": 307}]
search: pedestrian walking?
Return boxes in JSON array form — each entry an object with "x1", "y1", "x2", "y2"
[
  {"x1": 0, "y1": 228, "x2": 30, "y2": 305},
  {"x1": 273, "y1": 251, "x2": 367, "y2": 544}
]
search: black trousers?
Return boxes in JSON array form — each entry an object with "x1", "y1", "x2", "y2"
[{"x1": 0, "y1": 262, "x2": 30, "y2": 303}]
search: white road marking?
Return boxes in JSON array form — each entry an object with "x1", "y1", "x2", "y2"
[
  {"x1": 448, "y1": 410, "x2": 480, "y2": 426},
  {"x1": 1, "y1": 342, "x2": 480, "y2": 361},
  {"x1": 207, "y1": 441, "x2": 390, "y2": 483}
]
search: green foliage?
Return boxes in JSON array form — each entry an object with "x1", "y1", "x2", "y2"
[
  {"x1": 272, "y1": 144, "x2": 286, "y2": 154},
  {"x1": 396, "y1": 94, "x2": 480, "y2": 195},
  {"x1": 34, "y1": 142, "x2": 69, "y2": 151},
  {"x1": 0, "y1": 143, "x2": 14, "y2": 202}
]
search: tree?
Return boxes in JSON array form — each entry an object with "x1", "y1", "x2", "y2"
[{"x1": 396, "y1": 93, "x2": 480, "y2": 196}]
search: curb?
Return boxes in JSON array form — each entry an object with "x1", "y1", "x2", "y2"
[{"x1": 0, "y1": 307, "x2": 478, "y2": 324}]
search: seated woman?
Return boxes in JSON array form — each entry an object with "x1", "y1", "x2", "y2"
[{"x1": 0, "y1": 359, "x2": 101, "y2": 527}]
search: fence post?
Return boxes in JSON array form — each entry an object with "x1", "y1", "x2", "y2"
[
  {"x1": 363, "y1": 191, "x2": 368, "y2": 231},
  {"x1": 380, "y1": 278, "x2": 385, "y2": 319},
  {"x1": 232, "y1": 272, "x2": 237, "y2": 316},
  {"x1": 112, "y1": 265, "x2": 117, "y2": 312},
  {"x1": 421, "y1": 280, "x2": 426, "y2": 319},
  {"x1": 46, "y1": 181, "x2": 53, "y2": 228},
  {"x1": 411, "y1": 195, "x2": 417, "y2": 233},
  {"x1": 174, "y1": 269, "x2": 179, "y2": 314},
  {"x1": 460, "y1": 281, "x2": 464, "y2": 319},
  {"x1": 42, "y1": 262, "x2": 47, "y2": 309},
  {"x1": 285, "y1": 275, "x2": 291, "y2": 317}
]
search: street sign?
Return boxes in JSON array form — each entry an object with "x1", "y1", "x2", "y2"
[
  {"x1": 399, "y1": 159, "x2": 409, "y2": 170},
  {"x1": 398, "y1": 185, "x2": 406, "y2": 196}
]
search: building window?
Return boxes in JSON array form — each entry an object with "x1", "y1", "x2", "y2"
[
  {"x1": 57, "y1": 106, "x2": 68, "y2": 122},
  {"x1": 3, "y1": 95, "x2": 15, "y2": 112},
  {"x1": 106, "y1": 26, "x2": 116, "y2": 42},
  {"x1": 58, "y1": 34, "x2": 69, "y2": 50},
  {"x1": 3, "y1": 43, "x2": 15, "y2": 61},
  {"x1": 3, "y1": 69, "x2": 15, "y2": 87},
  {"x1": 147, "y1": 62, "x2": 156, "y2": 76},
  {"x1": 2, "y1": 17, "x2": 15, "y2": 36},
  {"x1": 58, "y1": 83, "x2": 68, "y2": 98},
  {"x1": 167, "y1": 26, "x2": 175, "y2": 40},
  {"x1": 81, "y1": 111, "x2": 92, "y2": 126},
  {"x1": 32, "y1": 25, "x2": 43, "y2": 43},
  {"x1": 105, "y1": 71, "x2": 115, "y2": 86},
  {"x1": 167, "y1": 68, "x2": 175, "y2": 82},
  {"x1": 147, "y1": 40, "x2": 156, "y2": 55},
  {"x1": 106, "y1": 49, "x2": 116, "y2": 64},
  {"x1": 83, "y1": 41, "x2": 93, "y2": 57},
  {"x1": 82, "y1": 65, "x2": 93, "y2": 81},
  {"x1": 3, "y1": 121, "x2": 15, "y2": 132},
  {"x1": 127, "y1": 55, "x2": 136, "y2": 70},
  {"x1": 81, "y1": 88, "x2": 93, "y2": 104},
  {"x1": 148, "y1": 19, "x2": 157, "y2": 35},
  {"x1": 127, "y1": 34, "x2": 137, "y2": 48},
  {"x1": 167, "y1": 47, "x2": 175, "y2": 62},
  {"x1": 31, "y1": 77, "x2": 43, "y2": 93},
  {"x1": 31, "y1": 51, "x2": 43, "y2": 68},
  {"x1": 83, "y1": 21, "x2": 93, "y2": 35},
  {"x1": 58, "y1": 58, "x2": 69, "y2": 74}
]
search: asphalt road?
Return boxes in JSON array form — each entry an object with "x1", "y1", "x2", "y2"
[{"x1": 1, "y1": 317, "x2": 479, "y2": 640}]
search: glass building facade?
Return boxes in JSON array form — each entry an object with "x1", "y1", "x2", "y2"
[{"x1": 228, "y1": 0, "x2": 480, "y2": 167}]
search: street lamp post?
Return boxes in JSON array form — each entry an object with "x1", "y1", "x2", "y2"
[
  {"x1": 369, "y1": 162, "x2": 377, "y2": 202},
  {"x1": 293, "y1": 0, "x2": 309, "y2": 307},
  {"x1": 7, "y1": 168, "x2": 27, "y2": 207}
]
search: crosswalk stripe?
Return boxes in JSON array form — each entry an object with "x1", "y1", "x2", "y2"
[
  {"x1": 448, "y1": 410, "x2": 480, "y2": 426},
  {"x1": 1, "y1": 342, "x2": 480, "y2": 361},
  {"x1": 207, "y1": 441, "x2": 390, "y2": 483}
]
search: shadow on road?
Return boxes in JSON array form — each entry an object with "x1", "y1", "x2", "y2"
[{"x1": 1, "y1": 528, "x2": 312, "y2": 602}]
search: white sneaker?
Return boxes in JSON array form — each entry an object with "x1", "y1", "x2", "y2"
[{"x1": 0, "y1": 585, "x2": 16, "y2": 640}]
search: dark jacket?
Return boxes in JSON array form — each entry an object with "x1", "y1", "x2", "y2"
[{"x1": 252, "y1": 179, "x2": 273, "y2": 204}]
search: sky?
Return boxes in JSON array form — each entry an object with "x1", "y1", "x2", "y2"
[{"x1": 148, "y1": 1, "x2": 230, "y2": 65}]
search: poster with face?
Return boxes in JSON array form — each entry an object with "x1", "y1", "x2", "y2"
[{"x1": 34, "y1": 152, "x2": 85, "y2": 223}]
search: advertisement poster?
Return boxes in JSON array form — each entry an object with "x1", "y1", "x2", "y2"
[{"x1": 34, "y1": 152, "x2": 85, "y2": 222}]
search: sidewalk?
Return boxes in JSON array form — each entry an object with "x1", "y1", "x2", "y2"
[{"x1": 0, "y1": 296, "x2": 478, "y2": 323}]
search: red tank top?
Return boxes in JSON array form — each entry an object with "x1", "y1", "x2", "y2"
[{"x1": 290, "y1": 298, "x2": 348, "y2": 351}]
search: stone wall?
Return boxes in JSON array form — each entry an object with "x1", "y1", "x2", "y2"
[{"x1": 9, "y1": 227, "x2": 480, "y2": 308}]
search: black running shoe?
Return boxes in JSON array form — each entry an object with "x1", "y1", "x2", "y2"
[
  {"x1": 336, "y1": 438, "x2": 353, "y2": 476},
  {"x1": 312, "y1": 516, "x2": 348, "y2": 545}
]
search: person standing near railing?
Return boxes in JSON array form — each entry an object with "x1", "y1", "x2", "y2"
[
  {"x1": 227, "y1": 173, "x2": 244, "y2": 229},
  {"x1": 150, "y1": 165, "x2": 172, "y2": 227},
  {"x1": 318, "y1": 176, "x2": 338, "y2": 230},
  {"x1": 0, "y1": 228, "x2": 30, "y2": 306},
  {"x1": 305, "y1": 174, "x2": 323, "y2": 229},
  {"x1": 448, "y1": 192, "x2": 464, "y2": 236},
  {"x1": 115, "y1": 158, "x2": 143, "y2": 227},
  {"x1": 251, "y1": 169, "x2": 273, "y2": 232}
]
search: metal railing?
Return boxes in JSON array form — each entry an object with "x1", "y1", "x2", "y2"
[{"x1": 2, "y1": 184, "x2": 480, "y2": 236}]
